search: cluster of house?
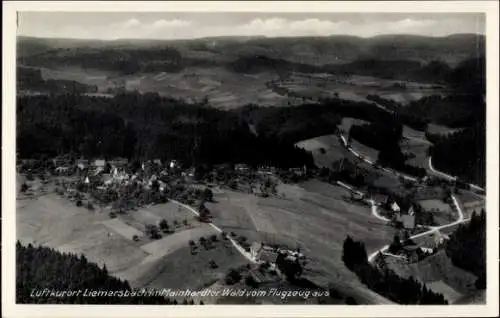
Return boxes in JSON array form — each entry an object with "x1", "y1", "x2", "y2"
[
  {"x1": 372, "y1": 193, "x2": 416, "y2": 231},
  {"x1": 51, "y1": 157, "x2": 183, "y2": 194},
  {"x1": 250, "y1": 242, "x2": 306, "y2": 265}
]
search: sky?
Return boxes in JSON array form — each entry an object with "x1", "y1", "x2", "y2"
[{"x1": 18, "y1": 12, "x2": 485, "y2": 40}]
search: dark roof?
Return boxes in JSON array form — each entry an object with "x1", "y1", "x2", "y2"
[
  {"x1": 373, "y1": 193, "x2": 389, "y2": 202},
  {"x1": 402, "y1": 245, "x2": 420, "y2": 252},
  {"x1": 259, "y1": 251, "x2": 278, "y2": 263}
]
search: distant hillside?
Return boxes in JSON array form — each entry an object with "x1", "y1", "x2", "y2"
[
  {"x1": 228, "y1": 55, "x2": 322, "y2": 74},
  {"x1": 18, "y1": 33, "x2": 484, "y2": 67}
]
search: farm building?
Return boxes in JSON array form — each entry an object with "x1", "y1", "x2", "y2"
[
  {"x1": 258, "y1": 250, "x2": 279, "y2": 263},
  {"x1": 250, "y1": 242, "x2": 264, "y2": 260},
  {"x1": 76, "y1": 158, "x2": 89, "y2": 170},
  {"x1": 390, "y1": 201, "x2": 401, "y2": 213},
  {"x1": 109, "y1": 158, "x2": 128, "y2": 167},
  {"x1": 92, "y1": 159, "x2": 106, "y2": 168},
  {"x1": 433, "y1": 231, "x2": 450, "y2": 248},
  {"x1": 351, "y1": 191, "x2": 365, "y2": 201},
  {"x1": 235, "y1": 164, "x2": 250, "y2": 172},
  {"x1": 289, "y1": 166, "x2": 306, "y2": 176}
]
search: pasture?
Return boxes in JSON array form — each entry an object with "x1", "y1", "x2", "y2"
[
  {"x1": 37, "y1": 65, "x2": 445, "y2": 109},
  {"x1": 418, "y1": 199, "x2": 452, "y2": 213},
  {"x1": 277, "y1": 74, "x2": 443, "y2": 106},
  {"x1": 456, "y1": 191, "x2": 485, "y2": 219},
  {"x1": 116, "y1": 243, "x2": 249, "y2": 291},
  {"x1": 399, "y1": 138, "x2": 430, "y2": 169},
  {"x1": 427, "y1": 124, "x2": 464, "y2": 136},
  {"x1": 295, "y1": 134, "x2": 350, "y2": 168},
  {"x1": 39, "y1": 66, "x2": 298, "y2": 109},
  {"x1": 418, "y1": 199, "x2": 455, "y2": 225},
  {"x1": 16, "y1": 183, "x2": 246, "y2": 290},
  {"x1": 339, "y1": 117, "x2": 370, "y2": 133},
  {"x1": 206, "y1": 179, "x2": 397, "y2": 290}
]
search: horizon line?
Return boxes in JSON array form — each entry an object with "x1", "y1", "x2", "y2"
[{"x1": 17, "y1": 32, "x2": 485, "y2": 42}]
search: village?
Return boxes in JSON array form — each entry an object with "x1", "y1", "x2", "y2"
[{"x1": 17, "y1": 148, "x2": 464, "y2": 271}]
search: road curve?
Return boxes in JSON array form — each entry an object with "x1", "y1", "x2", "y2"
[
  {"x1": 170, "y1": 197, "x2": 395, "y2": 304},
  {"x1": 368, "y1": 194, "x2": 468, "y2": 263},
  {"x1": 428, "y1": 157, "x2": 485, "y2": 192},
  {"x1": 337, "y1": 134, "x2": 481, "y2": 264},
  {"x1": 168, "y1": 199, "x2": 257, "y2": 264}
]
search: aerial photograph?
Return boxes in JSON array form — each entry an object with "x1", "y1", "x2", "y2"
[{"x1": 14, "y1": 10, "x2": 487, "y2": 306}]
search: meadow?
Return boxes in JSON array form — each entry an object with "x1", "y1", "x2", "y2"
[
  {"x1": 16, "y1": 175, "x2": 246, "y2": 292},
  {"x1": 205, "y1": 179, "x2": 397, "y2": 291}
]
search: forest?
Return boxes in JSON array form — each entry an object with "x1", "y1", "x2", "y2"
[
  {"x1": 445, "y1": 210, "x2": 486, "y2": 289},
  {"x1": 428, "y1": 123, "x2": 486, "y2": 186},
  {"x1": 16, "y1": 93, "x2": 402, "y2": 169},
  {"x1": 16, "y1": 241, "x2": 172, "y2": 304},
  {"x1": 399, "y1": 93, "x2": 485, "y2": 129},
  {"x1": 17, "y1": 93, "x2": 320, "y2": 169}
]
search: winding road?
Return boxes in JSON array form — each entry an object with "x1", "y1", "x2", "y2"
[
  {"x1": 337, "y1": 131, "x2": 484, "y2": 264},
  {"x1": 428, "y1": 157, "x2": 485, "y2": 192},
  {"x1": 170, "y1": 134, "x2": 484, "y2": 303},
  {"x1": 168, "y1": 199, "x2": 257, "y2": 264}
]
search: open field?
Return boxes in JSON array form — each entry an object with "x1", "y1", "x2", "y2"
[
  {"x1": 37, "y1": 66, "x2": 301, "y2": 109},
  {"x1": 455, "y1": 191, "x2": 485, "y2": 219},
  {"x1": 274, "y1": 74, "x2": 443, "y2": 106},
  {"x1": 418, "y1": 199, "x2": 455, "y2": 226},
  {"x1": 418, "y1": 199, "x2": 452, "y2": 213},
  {"x1": 427, "y1": 124, "x2": 464, "y2": 136},
  {"x1": 385, "y1": 250, "x2": 479, "y2": 303},
  {"x1": 349, "y1": 139, "x2": 379, "y2": 163},
  {"x1": 206, "y1": 179, "x2": 397, "y2": 291},
  {"x1": 35, "y1": 64, "x2": 445, "y2": 109},
  {"x1": 140, "y1": 225, "x2": 217, "y2": 262},
  {"x1": 16, "y1": 184, "x2": 247, "y2": 290},
  {"x1": 115, "y1": 243, "x2": 249, "y2": 291},
  {"x1": 295, "y1": 134, "x2": 350, "y2": 168},
  {"x1": 17, "y1": 193, "x2": 148, "y2": 273},
  {"x1": 120, "y1": 201, "x2": 199, "y2": 234},
  {"x1": 400, "y1": 138, "x2": 430, "y2": 169},
  {"x1": 339, "y1": 117, "x2": 369, "y2": 133}
]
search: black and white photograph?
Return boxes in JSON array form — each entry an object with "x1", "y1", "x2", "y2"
[{"x1": 2, "y1": 1, "x2": 499, "y2": 317}]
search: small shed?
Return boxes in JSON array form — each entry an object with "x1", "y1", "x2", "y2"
[
  {"x1": 391, "y1": 201, "x2": 401, "y2": 212},
  {"x1": 92, "y1": 159, "x2": 106, "y2": 168}
]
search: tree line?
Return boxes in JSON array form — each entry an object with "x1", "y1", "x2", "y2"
[
  {"x1": 17, "y1": 93, "x2": 315, "y2": 170},
  {"x1": 428, "y1": 123, "x2": 486, "y2": 186},
  {"x1": 445, "y1": 209, "x2": 486, "y2": 289},
  {"x1": 16, "y1": 241, "x2": 172, "y2": 304}
]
